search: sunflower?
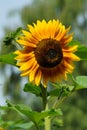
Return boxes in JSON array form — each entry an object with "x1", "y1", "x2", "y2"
[{"x1": 15, "y1": 19, "x2": 80, "y2": 87}]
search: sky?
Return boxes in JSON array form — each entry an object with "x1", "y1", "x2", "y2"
[
  {"x1": 0, "y1": 0, "x2": 32, "y2": 105},
  {"x1": 0, "y1": 0, "x2": 32, "y2": 39}
]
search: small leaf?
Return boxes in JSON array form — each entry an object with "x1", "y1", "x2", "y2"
[
  {"x1": 14, "y1": 27, "x2": 23, "y2": 39},
  {"x1": 3, "y1": 36, "x2": 13, "y2": 46},
  {"x1": 3, "y1": 27, "x2": 22, "y2": 46},
  {"x1": 23, "y1": 83, "x2": 42, "y2": 96},
  {"x1": 67, "y1": 85, "x2": 74, "y2": 92},
  {"x1": 75, "y1": 45, "x2": 87, "y2": 60},
  {"x1": 75, "y1": 76, "x2": 87, "y2": 90},
  {"x1": 0, "y1": 53, "x2": 17, "y2": 66}
]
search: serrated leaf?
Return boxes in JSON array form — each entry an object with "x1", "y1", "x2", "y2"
[
  {"x1": 75, "y1": 76, "x2": 87, "y2": 90},
  {"x1": 23, "y1": 83, "x2": 41, "y2": 96},
  {"x1": 0, "y1": 53, "x2": 17, "y2": 66}
]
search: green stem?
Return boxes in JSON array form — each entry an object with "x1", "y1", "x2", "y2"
[
  {"x1": 35, "y1": 123, "x2": 40, "y2": 130},
  {"x1": 52, "y1": 87, "x2": 64, "y2": 108},
  {"x1": 52, "y1": 96, "x2": 66, "y2": 109},
  {"x1": 45, "y1": 103, "x2": 51, "y2": 130},
  {"x1": 34, "y1": 122, "x2": 40, "y2": 130},
  {"x1": 40, "y1": 84, "x2": 51, "y2": 130},
  {"x1": 40, "y1": 84, "x2": 47, "y2": 109}
]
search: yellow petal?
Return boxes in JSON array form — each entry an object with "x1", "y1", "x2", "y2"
[
  {"x1": 63, "y1": 60, "x2": 74, "y2": 70},
  {"x1": 35, "y1": 69, "x2": 42, "y2": 86},
  {"x1": 16, "y1": 61, "x2": 25, "y2": 66},
  {"x1": 29, "y1": 64, "x2": 39, "y2": 82},
  {"x1": 42, "y1": 75, "x2": 48, "y2": 88},
  {"x1": 56, "y1": 25, "x2": 65, "y2": 41},
  {"x1": 71, "y1": 54, "x2": 80, "y2": 61},
  {"x1": 15, "y1": 52, "x2": 34, "y2": 60},
  {"x1": 21, "y1": 60, "x2": 38, "y2": 76},
  {"x1": 28, "y1": 25, "x2": 35, "y2": 33},
  {"x1": 16, "y1": 40, "x2": 36, "y2": 47},
  {"x1": 14, "y1": 50, "x2": 21, "y2": 55},
  {"x1": 63, "y1": 52, "x2": 80, "y2": 61},
  {"x1": 22, "y1": 30, "x2": 31, "y2": 37},
  {"x1": 20, "y1": 57, "x2": 35, "y2": 71},
  {"x1": 20, "y1": 70, "x2": 30, "y2": 76},
  {"x1": 63, "y1": 45, "x2": 78, "y2": 52},
  {"x1": 61, "y1": 34, "x2": 73, "y2": 45},
  {"x1": 65, "y1": 26, "x2": 71, "y2": 33}
]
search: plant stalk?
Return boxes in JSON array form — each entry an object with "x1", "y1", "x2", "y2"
[
  {"x1": 40, "y1": 85, "x2": 51, "y2": 130},
  {"x1": 45, "y1": 103, "x2": 51, "y2": 130},
  {"x1": 40, "y1": 84, "x2": 51, "y2": 130}
]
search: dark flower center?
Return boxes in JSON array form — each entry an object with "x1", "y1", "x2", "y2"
[
  {"x1": 34, "y1": 39, "x2": 63, "y2": 68},
  {"x1": 47, "y1": 49, "x2": 58, "y2": 59}
]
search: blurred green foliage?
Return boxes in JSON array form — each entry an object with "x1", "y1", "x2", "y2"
[{"x1": 0, "y1": 0, "x2": 87, "y2": 130}]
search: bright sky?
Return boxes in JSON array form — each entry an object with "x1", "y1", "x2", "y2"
[{"x1": 0, "y1": 0, "x2": 32, "y2": 39}]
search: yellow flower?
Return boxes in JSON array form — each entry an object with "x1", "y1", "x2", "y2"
[{"x1": 15, "y1": 19, "x2": 80, "y2": 87}]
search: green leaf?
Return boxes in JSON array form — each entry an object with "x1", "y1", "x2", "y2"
[
  {"x1": 52, "y1": 117, "x2": 63, "y2": 128},
  {"x1": 75, "y1": 45, "x2": 87, "y2": 60},
  {"x1": 23, "y1": 83, "x2": 42, "y2": 96},
  {"x1": 68, "y1": 40, "x2": 87, "y2": 60},
  {"x1": 0, "y1": 53, "x2": 17, "y2": 66},
  {"x1": 50, "y1": 82, "x2": 60, "y2": 88},
  {"x1": 49, "y1": 84, "x2": 74, "y2": 97},
  {"x1": 49, "y1": 88, "x2": 61, "y2": 96},
  {"x1": 68, "y1": 40, "x2": 81, "y2": 46},
  {"x1": 14, "y1": 27, "x2": 23, "y2": 39},
  {"x1": 6, "y1": 100, "x2": 63, "y2": 126},
  {"x1": 3, "y1": 27, "x2": 22, "y2": 46},
  {"x1": 75, "y1": 76, "x2": 87, "y2": 90},
  {"x1": 12, "y1": 122, "x2": 34, "y2": 129},
  {"x1": 0, "y1": 118, "x2": 33, "y2": 129}
]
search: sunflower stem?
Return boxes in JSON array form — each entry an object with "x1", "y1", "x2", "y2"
[
  {"x1": 45, "y1": 103, "x2": 51, "y2": 130},
  {"x1": 40, "y1": 84, "x2": 47, "y2": 109},
  {"x1": 40, "y1": 84, "x2": 51, "y2": 130}
]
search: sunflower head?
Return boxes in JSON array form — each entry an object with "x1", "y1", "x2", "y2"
[
  {"x1": 15, "y1": 19, "x2": 80, "y2": 87},
  {"x1": 34, "y1": 38, "x2": 63, "y2": 68}
]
